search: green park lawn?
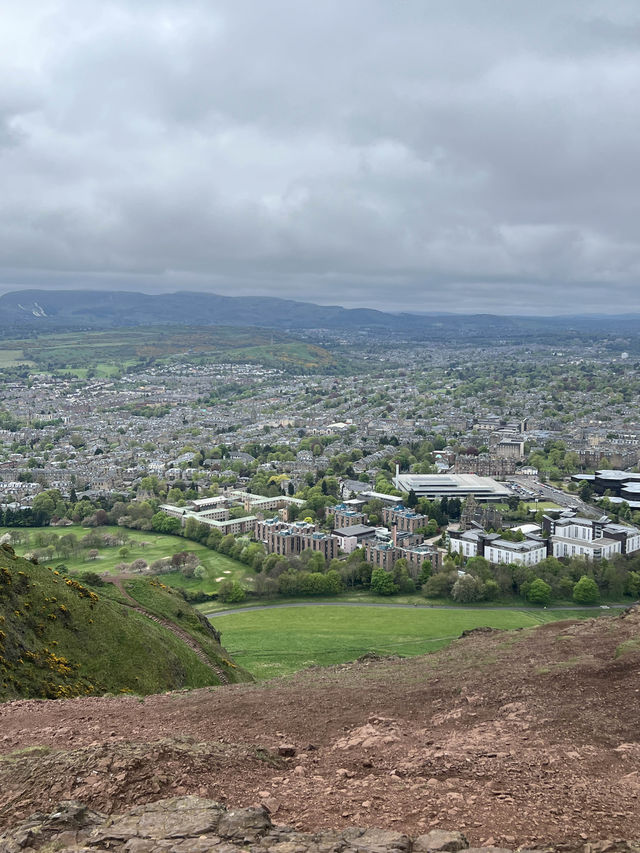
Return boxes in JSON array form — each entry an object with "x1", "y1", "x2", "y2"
[
  {"x1": 0, "y1": 348, "x2": 34, "y2": 367},
  {"x1": 208, "y1": 605, "x2": 600, "y2": 680},
  {"x1": 0, "y1": 524, "x2": 250, "y2": 591},
  {"x1": 523, "y1": 501, "x2": 563, "y2": 511}
]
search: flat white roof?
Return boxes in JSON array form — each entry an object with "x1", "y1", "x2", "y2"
[
  {"x1": 393, "y1": 473, "x2": 510, "y2": 499},
  {"x1": 191, "y1": 496, "x2": 227, "y2": 506},
  {"x1": 552, "y1": 535, "x2": 620, "y2": 549}
]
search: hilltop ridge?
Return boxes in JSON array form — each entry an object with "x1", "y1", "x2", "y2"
[{"x1": 2, "y1": 289, "x2": 640, "y2": 338}]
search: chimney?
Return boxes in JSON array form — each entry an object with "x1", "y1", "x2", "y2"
[
  {"x1": 392, "y1": 522, "x2": 397, "y2": 547},
  {"x1": 395, "y1": 462, "x2": 400, "y2": 479}
]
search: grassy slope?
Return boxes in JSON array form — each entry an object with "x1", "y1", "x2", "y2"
[
  {"x1": 0, "y1": 326, "x2": 339, "y2": 374},
  {"x1": 0, "y1": 546, "x2": 250, "y2": 701},
  {"x1": 213, "y1": 605, "x2": 606, "y2": 679},
  {"x1": 120, "y1": 576, "x2": 250, "y2": 682}
]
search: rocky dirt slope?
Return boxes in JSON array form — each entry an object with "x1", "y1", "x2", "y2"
[
  {"x1": 1, "y1": 607, "x2": 639, "y2": 850},
  {"x1": 3, "y1": 796, "x2": 639, "y2": 853}
]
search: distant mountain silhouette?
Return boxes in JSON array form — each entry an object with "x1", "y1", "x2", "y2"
[{"x1": 0, "y1": 289, "x2": 638, "y2": 339}]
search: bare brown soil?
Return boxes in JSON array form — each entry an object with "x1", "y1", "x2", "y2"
[{"x1": 1, "y1": 608, "x2": 639, "y2": 849}]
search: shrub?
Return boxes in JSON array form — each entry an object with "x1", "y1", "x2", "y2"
[
  {"x1": 573, "y1": 575, "x2": 599, "y2": 605},
  {"x1": 626, "y1": 571, "x2": 640, "y2": 598},
  {"x1": 423, "y1": 571, "x2": 455, "y2": 599},
  {"x1": 218, "y1": 580, "x2": 246, "y2": 603},
  {"x1": 527, "y1": 578, "x2": 552, "y2": 606},
  {"x1": 370, "y1": 569, "x2": 398, "y2": 596},
  {"x1": 77, "y1": 571, "x2": 106, "y2": 587}
]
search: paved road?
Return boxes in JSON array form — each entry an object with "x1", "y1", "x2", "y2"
[{"x1": 206, "y1": 601, "x2": 626, "y2": 618}]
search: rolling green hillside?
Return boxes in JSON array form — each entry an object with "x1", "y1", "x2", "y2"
[
  {"x1": 0, "y1": 545, "x2": 251, "y2": 701},
  {"x1": 0, "y1": 325, "x2": 340, "y2": 376}
]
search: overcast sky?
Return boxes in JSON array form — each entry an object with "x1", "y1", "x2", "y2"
[{"x1": 1, "y1": 1, "x2": 639, "y2": 314}]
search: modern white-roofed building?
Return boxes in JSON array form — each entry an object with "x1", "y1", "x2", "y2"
[
  {"x1": 550, "y1": 535, "x2": 621, "y2": 560},
  {"x1": 448, "y1": 529, "x2": 547, "y2": 566},
  {"x1": 393, "y1": 470, "x2": 511, "y2": 502},
  {"x1": 483, "y1": 537, "x2": 547, "y2": 567},
  {"x1": 451, "y1": 510, "x2": 640, "y2": 567}
]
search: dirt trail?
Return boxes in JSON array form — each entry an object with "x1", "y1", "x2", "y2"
[
  {"x1": 110, "y1": 576, "x2": 229, "y2": 685},
  {"x1": 1, "y1": 606, "x2": 639, "y2": 848}
]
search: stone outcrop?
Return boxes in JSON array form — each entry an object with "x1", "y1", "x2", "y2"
[{"x1": 1, "y1": 797, "x2": 639, "y2": 853}]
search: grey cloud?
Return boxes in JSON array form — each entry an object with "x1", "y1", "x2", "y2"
[{"x1": 0, "y1": 0, "x2": 639, "y2": 313}]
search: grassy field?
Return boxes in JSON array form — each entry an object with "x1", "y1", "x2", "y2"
[
  {"x1": 0, "y1": 326, "x2": 339, "y2": 375},
  {"x1": 209, "y1": 605, "x2": 601, "y2": 680},
  {"x1": 0, "y1": 524, "x2": 250, "y2": 590},
  {"x1": 0, "y1": 348, "x2": 34, "y2": 367}
]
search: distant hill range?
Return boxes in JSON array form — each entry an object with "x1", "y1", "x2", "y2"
[{"x1": 0, "y1": 288, "x2": 639, "y2": 340}]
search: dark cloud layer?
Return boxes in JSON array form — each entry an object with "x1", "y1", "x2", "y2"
[{"x1": 1, "y1": 1, "x2": 639, "y2": 313}]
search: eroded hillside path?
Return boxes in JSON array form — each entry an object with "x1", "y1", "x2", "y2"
[{"x1": 109, "y1": 576, "x2": 229, "y2": 685}]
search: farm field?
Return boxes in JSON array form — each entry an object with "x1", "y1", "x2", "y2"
[
  {"x1": 0, "y1": 524, "x2": 250, "y2": 590},
  {"x1": 209, "y1": 605, "x2": 602, "y2": 680},
  {"x1": 0, "y1": 325, "x2": 338, "y2": 375},
  {"x1": 0, "y1": 348, "x2": 34, "y2": 367}
]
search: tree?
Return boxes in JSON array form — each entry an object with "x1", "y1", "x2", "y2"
[
  {"x1": 424, "y1": 569, "x2": 457, "y2": 599},
  {"x1": 393, "y1": 559, "x2": 415, "y2": 593},
  {"x1": 578, "y1": 480, "x2": 593, "y2": 501},
  {"x1": 451, "y1": 573, "x2": 482, "y2": 603},
  {"x1": 78, "y1": 571, "x2": 105, "y2": 587},
  {"x1": 483, "y1": 579, "x2": 500, "y2": 600},
  {"x1": 87, "y1": 548, "x2": 99, "y2": 561},
  {"x1": 418, "y1": 559, "x2": 432, "y2": 586},
  {"x1": 218, "y1": 533, "x2": 235, "y2": 554},
  {"x1": 218, "y1": 580, "x2": 246, "y2": 603},
  {"x1": 601, "y1": 563, "x2": 625, "y2": 599},
  {"x1": 425, "y1": 518, "x2": 438, "y2": 537},
  {"x1": 466, "y1": 556, "x2": 490, "y2": 579},
  {"x1": 167, "y1": 487, "x2": 185, "y2": 505},
  {"x1": 324, "y1": 569, "x2": 344, "y2": 595},
  {"x1": 370, "y1": 569, "x2": 398, "y2": 596},
  {"x1": 151, "y1": 512, "x2": 181, "y2": 535},
  {"x1": 31, "y1": 492, "x2": 56, "y2": 522},
  {"x1": 626, "y1": 571, "x2": 640, "y2": 598},
  {"x1": 573, "y1": 575, "x2": 599, "y2": 605},
  {"x1": 528, "y1": 578, "x2": 552, "y2": 606},
  {"x1": 58, "y1": 533, "x2": 78, "y2": 559},
  {"x1": 407, "y1": 489, "x2": 418, "y2": 509}
]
